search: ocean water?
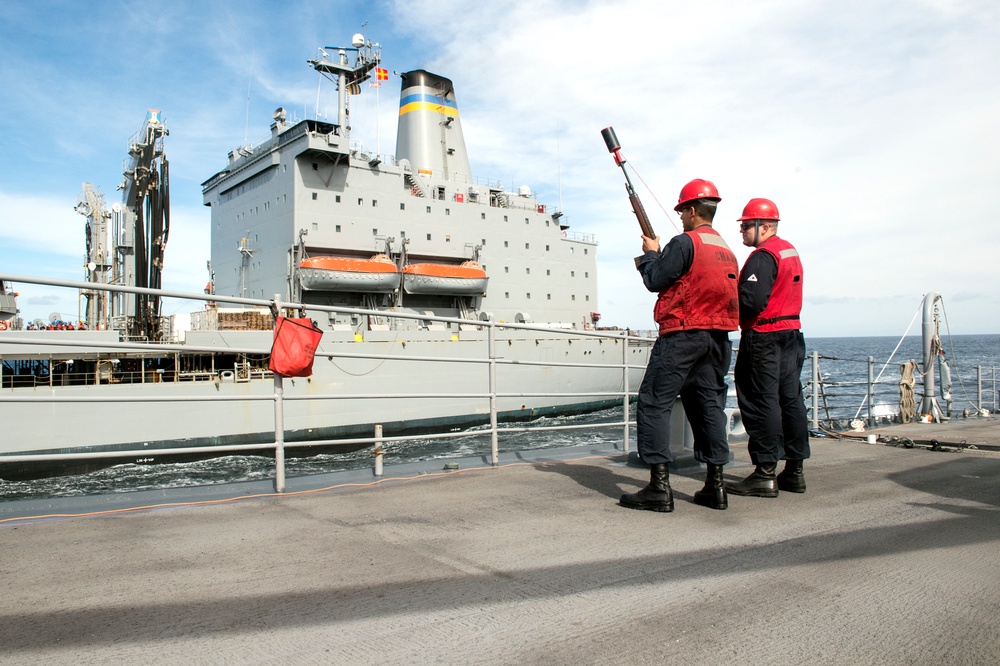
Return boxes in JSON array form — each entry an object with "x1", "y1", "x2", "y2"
[{"x1": 2, "y1": 334, "x2": 997, "y2": 501}]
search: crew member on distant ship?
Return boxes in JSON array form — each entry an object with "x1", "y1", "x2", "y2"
[
  {"x1": 621, "y1": 179, "x2": 739, "y2": 513},
  {"x1": 727, "y1": 198, "x2": 810, "y2": 497}
]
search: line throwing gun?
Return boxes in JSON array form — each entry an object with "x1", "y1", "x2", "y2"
[{"x1": 601, "y1": 126, "x2": 655, "y2": 240}]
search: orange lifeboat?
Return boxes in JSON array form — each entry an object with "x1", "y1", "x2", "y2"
[
  {"x1": 401, "y1": 261, "x2": 488, "y2": 295},
  {"x1": 299, "y1": 255, "x2": 400, "y2": 292}
]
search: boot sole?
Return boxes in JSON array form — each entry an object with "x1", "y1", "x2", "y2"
[
  {"x1": 726, "y1": 488, "x2": 779, "y2": 498},
  {"x1": 693, "y1": 498, "x2": 727, "y2": 510},
  {"x1": 777, "y1": 484, "x2": 806, "y2": 493},
  {"x1": 619, "y1": 501, "x2": 674, "y2": 513}
]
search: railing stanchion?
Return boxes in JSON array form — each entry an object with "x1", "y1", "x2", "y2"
[
  {"x1": 488, "y1": 318, "x2": 499, "y2": 466},
  {"x1": 373, "y1": 424, "x2": 384, "y2": 477},
  {"x1": 811, "y1": 351, "x2": 819, "y2": 431},
  {"x1": 272, "y1": 294, "x2": 285, "y2": 493},
  {"x1": 867, "y1": 356, "x2": 874, "y2": 426},
  {"x1": 622, "y1": 332, "x2": 630, "y2": 453},
  {"x1": 977, "y1": 365, "x2": 983, "y2": 412}
]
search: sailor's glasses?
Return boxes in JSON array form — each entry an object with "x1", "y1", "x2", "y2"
[{"x1": 739, "y1": 222, "x2": 757, "y2": 231}]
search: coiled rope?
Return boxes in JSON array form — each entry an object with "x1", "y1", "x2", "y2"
[{"x1": 899, "y1": 360, "x2": 917, "y2": 423}]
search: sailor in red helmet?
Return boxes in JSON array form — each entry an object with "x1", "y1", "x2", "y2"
[
  {"x1": 620, "y1": 179, "x2": 740, "y2": 513},
  {"x1": 727, "y1": 198, "x2": 810, "y2": 497}
]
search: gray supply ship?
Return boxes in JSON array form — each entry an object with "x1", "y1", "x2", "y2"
[{"x1": 0, "y1": 35, "x2": 650, "y2": 480}]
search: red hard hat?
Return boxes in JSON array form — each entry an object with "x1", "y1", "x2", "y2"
[
  {"x1": 737, "y1": 198, "x2": 780, "y2": 221},
  {"x1": 674, "y1": 179, "x2": 721, "y2": 211}
]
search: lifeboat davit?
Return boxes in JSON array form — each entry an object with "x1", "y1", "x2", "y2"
[
  {"x1": 402, "y1": 261, "x2": 489, "y2": 295},
  {"x1": 299, "y1": 255, "x2": 400, "y2": 292}
]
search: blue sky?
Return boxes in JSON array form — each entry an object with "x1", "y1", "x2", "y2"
[{"x1": 1, "y1": 0, "x2": 998, "y2": 336}]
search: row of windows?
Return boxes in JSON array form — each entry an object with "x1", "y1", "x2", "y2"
[
  {"x1": 311, "y1": 192, "x2": 552, "y2": 228},
  {"x1": 499, "y1": 293, "x2": 590, "y2": 301}
]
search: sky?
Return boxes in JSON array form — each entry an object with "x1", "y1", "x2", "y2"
[{"x1": 1, "y1": 0, "x2": 998, "y2": 337}]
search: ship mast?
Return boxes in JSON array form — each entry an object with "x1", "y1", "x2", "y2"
[{"x1": 307, "y1": 33, "x2": 381, "y2": 141}]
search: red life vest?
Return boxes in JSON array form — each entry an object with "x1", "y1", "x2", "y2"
[
  {"x1": 741, "y1": 235, "x2": 803, "y2": 332},
  {"x1": 654, "y1": 227, "x2": 740, "y2": 335}
]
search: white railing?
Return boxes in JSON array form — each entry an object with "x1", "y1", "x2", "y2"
[{"x1": 0, "y1": 273, "x2": 653, "y2": 492}]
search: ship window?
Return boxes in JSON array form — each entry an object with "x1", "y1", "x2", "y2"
[
  {"x1": 335, "y1": 225, "x2": 341, "y2": 232},
  {"x1": 571, "y1": 271, "x2": 575, "y2": 277},
  {"x1": 446, "y1": 235, "x2": 451, "y2": 242},
  {"x1": 505, "y1": 292, "x2": 509, "y2": 299},
  {"x1": 283, "y1": 164, "x2": 287, "y2": 173},
  {"x1": 358, "y1": 198, "x2": 364, "y2": 206},
  {"x1": 312, "y1": 193, "x2": 318, "y2": 200},
  {"x1": 504, "y1": 215, "x2": 508, "y2": 222},
  {"x1": 585, "y1": 272, "x2": 589, "y2": 278},
  {"x1": 526, "y1": 268, "x2": 530, "y2": 274},
  {"x1": 481, "y1": 213, "x2": 486, "y2": 220},
  {"x1": 373, "y1": 200, "x2": 378, "y2": 207},
  {"x1": 546, "y1": 269, "x2": 550, "y2": 276},
  {"x1": 527, "y1": 293, "x2": 531, "y2": 299},
  {"x1": 547, "y1": 294, "x2": 551, "y2": 300},
  {"x1": 373, "y1": 228, "x2": 378, "y2": 236},
  {"x1": 482, "y1": 238, "x2": 486, "y2": 245},
  {"x1": 545, "y1": 220, "x2": 550, "y2": 227},
  {"x1": 584, "y1": 249, "x2": 588, "y2": 254},
  {"x1": 504, "y1": 241, "x2": 509, "y2": 248},
  {"x1": 312, "y1": 222, "x2": 319, "y2": 231},
  {"x1": 426, "y1": 206, "x2": 431, "y2": 213},
  {"x1": 336, "y1": 195, "x2": 341, "y2": 203},
  {"x1": 570, "y1": 247, "x2": 574, "y2": 253},
  {"x1": 400, "y1": 203, "x2": 405, "y2": 210},
  {"x1": 400, "y1": 231, "x2": 406, "y2": 238},
  {"x1": 436, "y1": 187, "x2": 445, "y2": 199},
  {"x1": 426, "y1": 234, "x2": 432, "y2": 240},
  {"x1": 445, "y1": 209, "x2": 450, "y2": 216},
  {"x1": 524, "y1": 243, "x2": 529, "y2": 249},
  {"x1": 545, "y1": 245, "x2": 550, "y2": 251},
  {"x1": 586, "y1": 295, "x2": 590, "y2": 301},
  {"x1": 504, "y1": 266, "x2": 509, "y2": 273},
  {"x1": 572, "y1": 295, "x2": 576, "y2": 301},
  {"x1": 525, "y1": 218, "x2": 529, "y2": 225}
]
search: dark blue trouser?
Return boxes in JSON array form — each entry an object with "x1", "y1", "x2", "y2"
[
  {"x1": 734, "y1": 329, "x2": 810, "y2": 465},
  {"x1": 636, "y1": 330, "x2": 732, "y2": 466}
]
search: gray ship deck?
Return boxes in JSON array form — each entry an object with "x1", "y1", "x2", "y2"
[{"x1": 2, "y1": 417, "x2": 999, "y2": 664}]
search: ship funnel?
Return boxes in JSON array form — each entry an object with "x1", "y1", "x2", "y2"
[{"x1": 395, "y1": 70, "x2": 472, "y2": 181}]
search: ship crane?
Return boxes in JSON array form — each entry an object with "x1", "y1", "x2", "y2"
[
  {"x1": 117, "y1": 109, "x2": 170, "y2": 341},
  {"x1": 73, "y1": 183, "x2": 113, "y2": 329}
]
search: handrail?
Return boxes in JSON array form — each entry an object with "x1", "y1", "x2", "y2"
[{"x1": 0, "y1": 273, "x2": 651, "y2": 492}]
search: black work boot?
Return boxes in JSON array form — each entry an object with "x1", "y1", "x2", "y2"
[
  {"x1": 693, "y1": 463, "x2": 728, "y2": 510},
  {"x1": 776, "y1": 459, "x2": 806, "y2": 493},
  {"x1": 726, "y1": 463, "x2": 779, "y2": 497},
  {"x1": 620, "y1": 463, "x2": 674, "y2": 512}
]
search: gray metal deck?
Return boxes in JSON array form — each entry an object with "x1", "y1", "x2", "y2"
[{"x1": 1, "y1": 417, "x2": 998, "y2": 664}]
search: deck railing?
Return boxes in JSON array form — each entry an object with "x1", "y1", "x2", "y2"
[{"x1": 0, "y1": 274, "x2": 655, "y2": 491}]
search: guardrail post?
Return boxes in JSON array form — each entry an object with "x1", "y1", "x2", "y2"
[
  {"x1": 622, "y1": 332, "x2": 630, "y2": 453},
  {"x1": 488, "y1": 318, "x2": 499, "y2": 466},
  {"x1": 811, "y1": 351, "x2": 819, "y2": 430},
  {"x1": 977, "y1": 365, "x2": 983, "y2": 412},
  {"x1": 273, "y1": 294, "x2": 285, "y2": 493},
  {"x1": 373, "y1": 424, "x2": 384, "y2": 477},
  {"x1": 867, "y1": 356, "x2": 874, "y2": 426}
]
